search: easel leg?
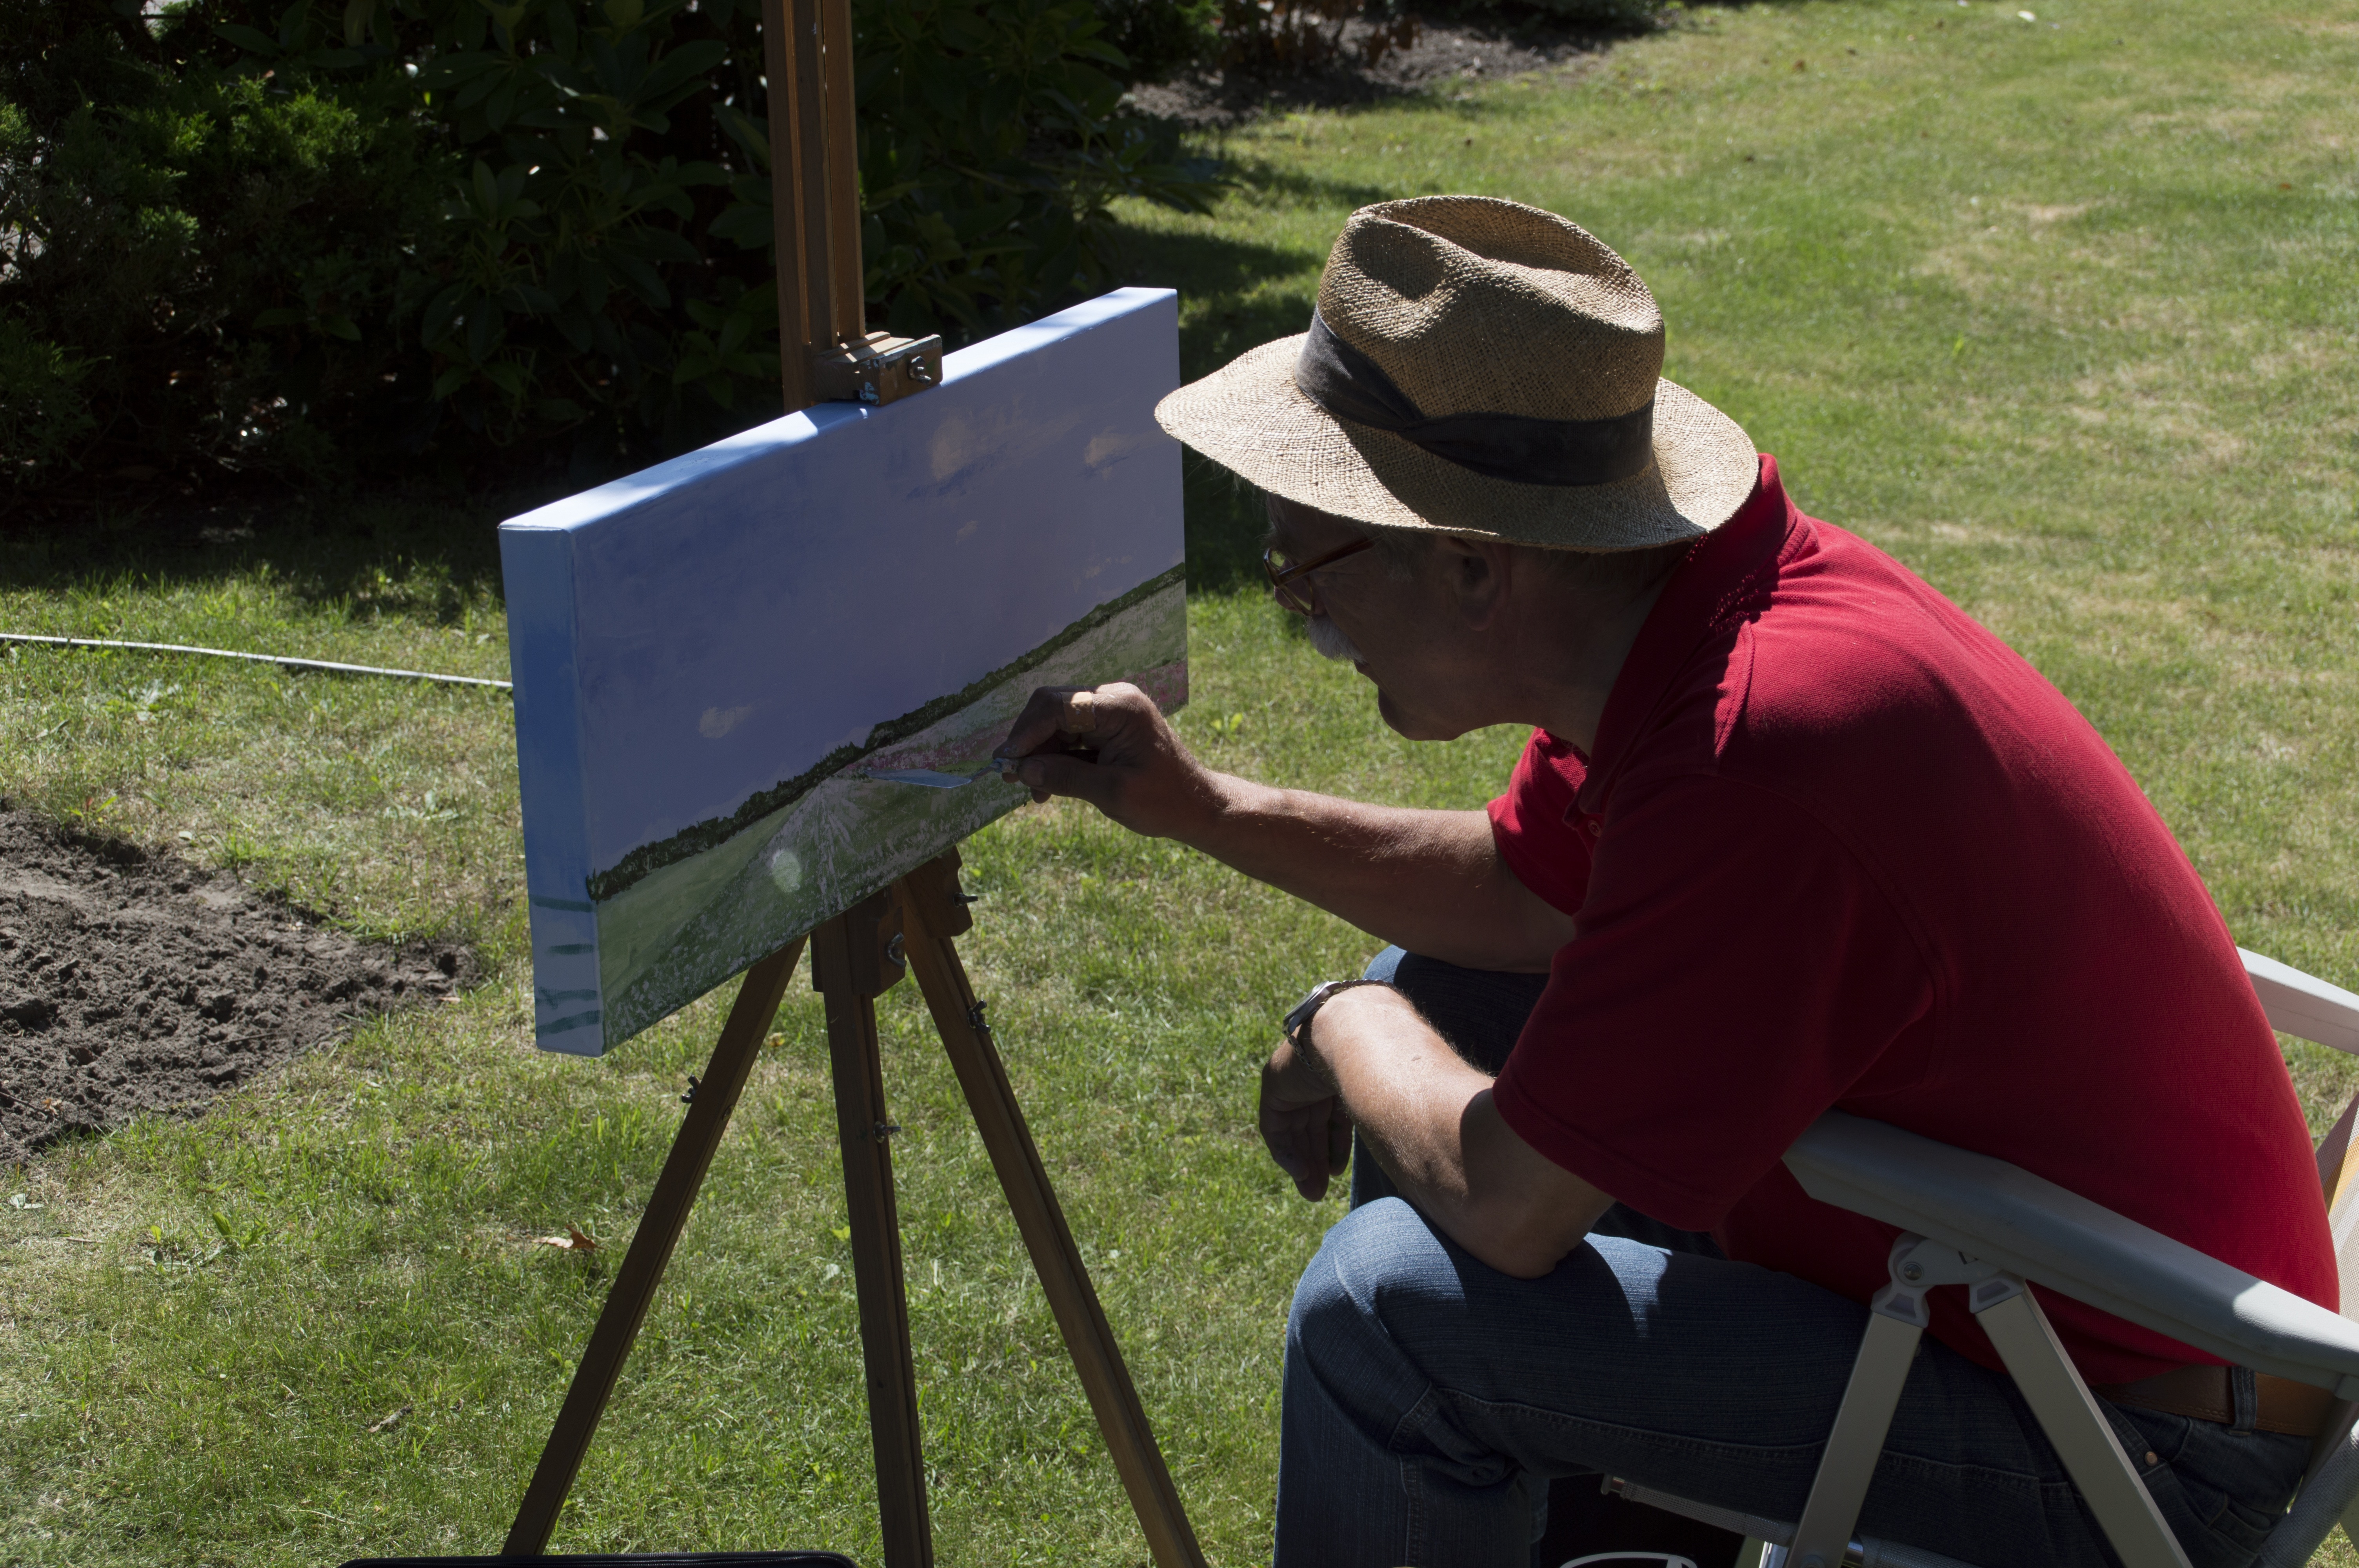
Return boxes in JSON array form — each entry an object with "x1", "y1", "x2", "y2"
[
  {"x1": 898, "y1": 854, "x2": 1209, "y2": 1568},
  {"x1": 505, "y1": 936, "x2": 807, "y2": 1555},
  {"x1": 812, "y1": 894, "x2": 934, "y2": 1568}
]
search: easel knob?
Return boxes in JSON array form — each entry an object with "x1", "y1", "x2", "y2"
[
  {"x1": 813, "y1": 887, "x2": 908, "y2": 998},
  {"x1": 901, "y1": 851, "x2": 976, "y2": 940},
  {"x1": 812, "y1": 330, "x2": 947, "y2": 408}
]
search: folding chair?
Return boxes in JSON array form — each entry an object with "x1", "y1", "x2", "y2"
[{"x1": 1599, "y1": 949, "x2": 2359, "y2": 1568}]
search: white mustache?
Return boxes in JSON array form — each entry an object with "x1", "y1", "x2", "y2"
[{"x1": 1306, "y1": 613, "x2": 1365, "y2": 664}]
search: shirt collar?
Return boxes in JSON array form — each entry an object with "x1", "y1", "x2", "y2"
[{"x1": 1574, "y1": 454, "x2": 1798, "y2": 815}]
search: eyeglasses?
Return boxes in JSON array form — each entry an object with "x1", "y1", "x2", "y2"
[{"x1": 1262, "y1": 536, "x2": 1373, "y2": 615}]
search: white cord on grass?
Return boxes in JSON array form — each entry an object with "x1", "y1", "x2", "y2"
[{"x1": 0, "y1": 632, "x2": 512, "y2": 691}]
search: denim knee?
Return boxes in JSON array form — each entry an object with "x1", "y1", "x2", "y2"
[{"x1": 1287, "y1": 1199, "x2": 1454, "y2": 1402}]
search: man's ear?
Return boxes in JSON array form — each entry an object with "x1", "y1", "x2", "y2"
[{"x1": 1442, "y1": 537, "x2": 1516, "y2": 631}]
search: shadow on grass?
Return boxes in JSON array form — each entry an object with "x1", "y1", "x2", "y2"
[
  {"x1": 1187, "y1": 452, "x2": 1277, "y2": 595},
  {"x1": 1111, "y1": 221, "x2": 1323, "y2": 592},
  {"x1": 1222, "y1": 156, "x2": 1400, "y2": 216},
  {"x1": 0, "y1": 494, "x2": 518, "y2": 626}
]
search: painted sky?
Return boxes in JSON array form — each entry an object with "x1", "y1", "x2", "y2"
[
  {"x1": 502, "y1": 288, "x2": 1183, "y2": 886},
  {"x1": 501, "y1": 288, "x2": 1185, "y2": 1053}
]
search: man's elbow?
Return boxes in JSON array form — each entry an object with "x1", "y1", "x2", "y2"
[
  {"x1": 1457, "y1": 1213, "x2": 1584, "y2": 1279},
  {"x1": 1445, "y1": 1100, "x2": 1610, "y2": 1276},
  {"x1": 1481, "y1": 1243, "x2": 1570, "y2": 1281}
]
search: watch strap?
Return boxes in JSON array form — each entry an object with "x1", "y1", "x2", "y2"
[{"x1": 1283, "y1": 977, "x2": 1390, "y2": 1051}]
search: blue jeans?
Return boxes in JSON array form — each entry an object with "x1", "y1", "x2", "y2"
[{"x1": 1276, "y1": 950, "x2": 2310, "y2": 1568}]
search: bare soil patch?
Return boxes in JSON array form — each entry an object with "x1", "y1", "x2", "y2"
[
  {"x1": 1126, "y1": 12, "x2": 1631, "y2": 127},
  {"x1": 0, "y1": 808, "x2": 477, "y2": 1164}
]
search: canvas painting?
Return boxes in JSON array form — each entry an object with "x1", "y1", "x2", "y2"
[{"x1": 501, "y1": 288, "x2": 1185, "y2": 1056}]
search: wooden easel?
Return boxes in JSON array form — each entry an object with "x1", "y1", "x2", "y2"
[{"x1": 500, "y1": 5, "x2": 1205, "y2": 1566}]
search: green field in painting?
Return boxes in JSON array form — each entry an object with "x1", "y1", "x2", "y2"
[{"x1": 593, "y1": 579, "x2": 1187, "y2": 1048}]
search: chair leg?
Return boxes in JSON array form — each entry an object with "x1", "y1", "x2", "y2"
[
  {"x1": 1970, "y1": 1278, "x2": 2192, "y2": 1568},
  {"x1": 1787, "y1": 1233, "x2": 1999, "y2": 1568},
  {"x1": 2303, "y1": 1400, "x2": 2359, "y2": 1490},
  {"x1": 2253, "y1": 1408, "x2": 2359, "y2": 1568},
  {"x1": 1790, "y1": 1311, "x2": 1926, "y2": 1567}
]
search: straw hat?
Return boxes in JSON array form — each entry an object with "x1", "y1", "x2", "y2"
[{"x1": 1154, "y1": 195, "x2": 1759, "y2": 550}]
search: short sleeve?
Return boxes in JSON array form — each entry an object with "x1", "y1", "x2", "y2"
[
  {"x1": 1488, "y1": 730, "x2": 1594, "y2": 917},
  {"x1": 1491, "y1": 772, "x2": 1935, "y2": 1231}
]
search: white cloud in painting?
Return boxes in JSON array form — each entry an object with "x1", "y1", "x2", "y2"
[
  {"x1": 699, "y1": 705, "x2": 753, "y2": 739},
  {"x1": 931, "y1": 414, "x2": 978, "y2": 482},
  {"x1": 1084, "y1": 431, "x2": 1141, "y2": 469}
]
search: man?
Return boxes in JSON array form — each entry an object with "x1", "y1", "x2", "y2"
[{"x1": 997, "y1": 196, "x2": 2334, "y2": 1567}]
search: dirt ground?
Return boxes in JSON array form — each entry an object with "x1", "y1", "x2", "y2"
[
  {"x1": 0, "y1": 808, "x2": 476, "y2": 1165},
  {"x1": 1126, "y1": 11, "x2": 1627, "y2": 126}
]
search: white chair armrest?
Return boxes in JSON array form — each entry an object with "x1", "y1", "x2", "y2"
[
  {"x1": 2242, "y1": 949, "x2": 2359, "y2": 1055},
  {"x1": 1785, "y1": 1112, "x2": 2359, "y2": 1397}
]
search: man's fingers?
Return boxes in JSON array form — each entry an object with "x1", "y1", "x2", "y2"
[
  {"x1": 1278, "y1": 1114, "x2": 1331, "y2": 1201},
  {"x1": 1259, "y1": 1085, "x2": 1344, "y2": 1203},
  {"x1": 994, "y1": 689, "x2": 1079, "y2": 762},
  {"x1": 998, "y1": 684, "x2": 1127, "y2": 763},
  {"x1": 1262, "y1": 1128, "x2": 1318, "y2": 1192},
  {"x1": 1012, "y1": 751, "x2": 1115, "y2": 808}
]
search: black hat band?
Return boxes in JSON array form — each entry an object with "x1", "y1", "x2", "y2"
[{"x1": 1293, "y1": 309, "x2": 1658, "y2": 487}]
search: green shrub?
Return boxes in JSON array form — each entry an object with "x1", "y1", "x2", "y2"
[
  {"x1": 1090, "y1": 0, "x2": 1220, "y2": 83},
  {"x1": 0, "y1": 0, "x2": 1214, "y2": 492},
  {"x1": 857, "y1": 0, "x2": 1214, "y2": 338},
  {"x1": 0, "y1": 9, "x2": 443, "y2": 487},
  {"x1": 0, "y1": 312, "x2": 96, "y2": 489}
]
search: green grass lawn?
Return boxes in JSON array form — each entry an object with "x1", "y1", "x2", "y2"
[{"x1": 5, "y1": 0, "x2": 2357, "y2": 1562}]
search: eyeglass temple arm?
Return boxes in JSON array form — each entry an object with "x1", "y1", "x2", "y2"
[{"x1": 1269, "y1": 534, "x2": 1375, "y2": 584}]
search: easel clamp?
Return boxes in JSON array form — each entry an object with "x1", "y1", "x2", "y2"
[{"x1": 814, "y1": 330, "x2": 945, "y2": 407}]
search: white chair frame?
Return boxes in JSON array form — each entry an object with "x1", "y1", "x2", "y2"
[{"x1": 1602, "y1": 949, "x2": 2359, "y2": 1568}]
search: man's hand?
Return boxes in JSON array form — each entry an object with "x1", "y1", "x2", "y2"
[
  {"x1": 1269, "y1": 983, "x2": 1617, "y2": 1275},
  {"x1": 1259, "y1": 1034, "x2": 1352, "y2": 1201},
  {"x1": 996, "y1": 683, "x2": 1221, "y2": 840}
]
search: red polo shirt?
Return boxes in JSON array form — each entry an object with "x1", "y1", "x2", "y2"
[{"x1": 1488, "y1": 456, "x2": 2334, "y2": 1383}]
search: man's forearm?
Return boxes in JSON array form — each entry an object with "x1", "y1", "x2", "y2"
[
  {"x1": 1309, "y1": 987, "x2": 1612, "y2": 1278},
  {"x1": 1182, "y1": 773, "x2": 1568, "y2": 971},
  {"x1": 993, "y1": 682, "x2": 1571, "y2": 970}
]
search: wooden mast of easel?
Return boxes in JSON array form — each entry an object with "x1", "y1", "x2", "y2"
[
  {"x1": 765, "y1": 8, "x2": 936, "y2": 1559},
  {"x1": 503, "y1": 4, "x2": 1206, "y2": 1564},
  {"x1": 767, "y1": 0, "x2": 860, "y2": 410}
]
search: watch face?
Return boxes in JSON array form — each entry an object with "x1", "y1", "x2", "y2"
[{"x1": 1282, "y1": 983, "x2": 1330, "y2": 1040}]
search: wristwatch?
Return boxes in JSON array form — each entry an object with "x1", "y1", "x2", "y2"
[{"x1": 1282, "y1": 978, "x2": 1388, "y2": 1053}]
